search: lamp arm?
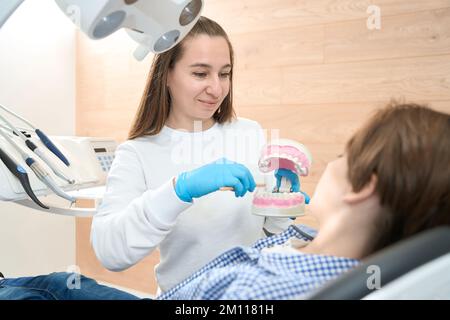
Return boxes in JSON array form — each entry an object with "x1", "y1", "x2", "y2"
[
  {"x1": 0, "y1": 0, "x2": 25, "y2": 28},
  {"x1": 1, "y1": 0, "x2": 203, "y2": 59}
]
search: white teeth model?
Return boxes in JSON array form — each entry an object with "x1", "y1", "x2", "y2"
[
  {"x1": 256, "y1": 190, "x2": 302, "y2": 200},
  {"x1": 260, "y1": 154, "x2": 306, "y2": 176},
  {"x1": 252, "y1": 138, "x2": 312, "y2": 218}
]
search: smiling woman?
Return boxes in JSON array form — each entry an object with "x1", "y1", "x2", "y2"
[
  {"x1": 165, "y1": 34, "x2": 232, "y2": 130},
  {"x1": 128, "y1": 16, "x2": 236, "y2": 139},
  {"x1": 89, "y1": 16, "x2": 293, "y2": 294}
]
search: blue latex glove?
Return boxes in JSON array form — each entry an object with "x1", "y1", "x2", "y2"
[
  {"x1": 275, "y1": 168, "x2": 299, "y2": 192},
  {"x1": 175, "y1": 157, "x2": 256, "y2": 203},
  {"x1": 274, "y1": 168, "x2": 310, "y2": 204}
]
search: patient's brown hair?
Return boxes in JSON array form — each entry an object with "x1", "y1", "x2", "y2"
[{"x1": 346, "y1": 101, "x2": 450, "y2": 252}]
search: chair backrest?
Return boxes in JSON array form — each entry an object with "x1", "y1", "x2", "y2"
[
  {"x1": 363, "y1": 252, "x2": 450, "y2": 299},
  {"x1": 306, "y1": 226, "x2": 450, "y2": 300}
]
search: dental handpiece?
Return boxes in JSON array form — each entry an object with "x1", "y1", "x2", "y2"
[
  {"x1": 29, "y1": 142, "x2": 75, "y2": 184},
  {"x1": 25, "y1": 158, "x2": 76, "y2": 203},
  {"x1": 0, "y1": 128, "x2": 76, "y2": 203},
  {"x1": 0, "y1": 146, "x2": 49, "y2": 209},
  {"x1": 35, "y1": 129, "x2": 70, "y2": 166},
  {"x1": 0, "y1": 104, "x2": 70, "y2": 166},
  {"x1": 0, "y1": 112, "x2": 74, "y2": 184}
]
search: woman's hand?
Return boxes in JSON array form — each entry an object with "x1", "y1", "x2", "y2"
[
  {"x1": 175, "y1": 158, "x2": 256, "y2": 202},
  {"x1": 274, "y1": 168, "x2": 310, "y2": 204}
]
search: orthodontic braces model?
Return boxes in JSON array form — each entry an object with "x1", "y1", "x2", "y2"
[{"x1": 252, "y1": 139, "x2": 312, "y2": 217}]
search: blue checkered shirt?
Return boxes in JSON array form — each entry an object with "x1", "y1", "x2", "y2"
[{"x1": 158, "y1": 224, "x2": 360, "y2": 300}]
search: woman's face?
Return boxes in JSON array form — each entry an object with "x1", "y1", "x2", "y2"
[
  {"x1": 309, "y1": 155, "x2": 353, "y2": 220},
  {"x1": 167, "y1": 34, "x2": 231, "y2": 124}
]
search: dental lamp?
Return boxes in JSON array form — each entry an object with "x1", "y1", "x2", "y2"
[
  {"x1": 0, "y1": 0, "x2": 203, "y2": 215},
  {"x1": 0, "y1": 0, "x2": 203, "y2": 60}
]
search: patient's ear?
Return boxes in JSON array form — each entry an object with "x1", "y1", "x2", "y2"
[{"x1": 343, "y1": 174, "x2": 378, "y2": 204}]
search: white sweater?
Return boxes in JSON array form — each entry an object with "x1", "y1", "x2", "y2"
[{"x1": 91, "y1": 118, "x2": 292, "y2": 292}]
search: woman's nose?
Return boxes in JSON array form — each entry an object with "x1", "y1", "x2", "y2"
[{"x1": 205, "y1": 77, "x2": 222, "y2": 97}]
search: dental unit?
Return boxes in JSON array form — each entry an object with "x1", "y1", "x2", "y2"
[
  {"x1": 0, "y1": 128, "x2": 76, "y2": 205},
  {"x1": 252, "y1": 139, "x2": 312, "y2": 217},
  {"x1": 0, "y1": 133, "x2": 120, "y2": 216},
  {"x1": 0, "y1": 144, "x2": 49, "y2": 209},
  {"x1": 0, "y1": 104, "x2": 71, "y2": 166},
  {"x1": 0, "y1": 108, "x2": 75, "y2": 185},
  {"x1": 0, "y1": 1, "x2": 204, "y2": 216}
]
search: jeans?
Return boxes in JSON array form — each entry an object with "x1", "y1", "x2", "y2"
[{"x1": 0, "y1": 272, "x2": 142, "y2": 300}]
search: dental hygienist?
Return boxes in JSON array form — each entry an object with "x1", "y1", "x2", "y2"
[{"x1": 91, "y1": 17, "x2": 292, "y2": 293}]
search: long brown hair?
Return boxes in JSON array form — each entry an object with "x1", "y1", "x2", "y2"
[
  {"x1": 128, "y1": 16, "x2": 236, "y2": 139},
  {"x1": 346, "y1": 101, "x2": 450, "y2": 252}
]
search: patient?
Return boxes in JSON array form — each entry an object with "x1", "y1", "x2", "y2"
[{"x1": 1, "y1": 101, "x2": 449, "y2": 300}]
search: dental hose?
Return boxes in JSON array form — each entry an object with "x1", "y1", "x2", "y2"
[
  {"x1": 25, "y1": 158, "x2": 76, "y2": 203},
  {"x1": 0, "y1": 128, "x2": 76, "y2": 203},
  {"x1": 26, "y1": 140, "x2": 75, "y2": 184},
  {"x1": 0, "y1": 103, "x2": 70, "y2": 166},
  {"x1": 0, "y1": 113, "x2": 74, "y2": 184},
  {"x1": 0, "y1": 146, "x2": 49, "y2": 209}
]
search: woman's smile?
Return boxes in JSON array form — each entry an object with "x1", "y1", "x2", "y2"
[{"x1": 198, "y1": 99, "x2": 219, "y2": 108}]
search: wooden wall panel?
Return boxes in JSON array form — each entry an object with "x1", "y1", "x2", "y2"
[
  {"x1": 238, "y1": 100, "x2": 450, "y2": 188},
  {"x1": 204, "y1": 0, "x2": 450, "y2": 34},
  {"x1": 230, "y1": 24, "x2": 324, "y2": 69},
  {"x1": 76, "y1": 215, "x2": 159, "y2": 294},
  {"x1": 76, "y1": 108, "x2": 135, "y2": 141},
  {"x1": 324, "y1": 8, "x2": 450, "y2": 63},
  {"x1": 237, "y1": 103, "x2": 380, "y2": 144},
  {"x1": 75, "y1": 31, "x2": 153, "y2": 139},
  {"x1": 282, "y1": 55, "x2": 450, "y2": 105},
  {"x1": 234, "y1": 68, "x2": 282, "y2": 105},
  {"x1": 75, "y1": 0, "x2": 450, "y2": 295}
]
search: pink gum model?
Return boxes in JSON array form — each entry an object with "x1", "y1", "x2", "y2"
[{"x1": 252, "y1": 139, "x2": 312, "y2": 217}]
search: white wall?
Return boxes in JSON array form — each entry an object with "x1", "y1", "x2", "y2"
[{"x1": 0, "y1": 0, "x2": 76, "y2": 277}]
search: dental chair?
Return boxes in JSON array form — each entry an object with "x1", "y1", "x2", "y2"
[{"x1": 306, "y1": 226, "x2": 450, "y2": 300}]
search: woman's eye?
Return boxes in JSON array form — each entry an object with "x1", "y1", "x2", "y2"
[
  {"x1": 220, "y1": 72, "x2": 231, "y2": 78},
  {"x1": 193, "y1": 72, "x2": 207, "y2": 78}
]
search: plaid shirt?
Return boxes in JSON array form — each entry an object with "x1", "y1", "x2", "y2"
[{"x1": 158, "y1": 224, "x2": 360, "y2": 300}]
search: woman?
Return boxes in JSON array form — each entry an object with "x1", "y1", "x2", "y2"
[
  {"x1": 1, "y1": 102, "x2": 448, "y2": 300},
  {"x1": 90, "y1": 16, "x2": 292, "y2": 293}
]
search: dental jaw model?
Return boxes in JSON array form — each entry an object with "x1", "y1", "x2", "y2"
[{"x1": 252, "y1": 139, "x2": 312, "y2": 217}]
